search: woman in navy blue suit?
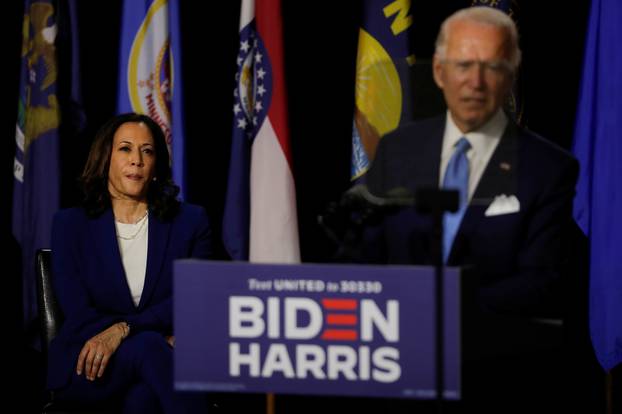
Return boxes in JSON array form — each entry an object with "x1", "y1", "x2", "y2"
[{"x1": 48, "y1": 113, "x2": 211, "y2": 413}]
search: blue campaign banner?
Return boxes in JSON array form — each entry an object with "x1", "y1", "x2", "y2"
[{"x1": 174, "y1": 261, "x2": 461, "y2": 400}]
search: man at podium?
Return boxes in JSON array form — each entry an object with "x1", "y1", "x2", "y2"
[{"x1": 361, "y1": 6, "x2": 579, "y2": 413}]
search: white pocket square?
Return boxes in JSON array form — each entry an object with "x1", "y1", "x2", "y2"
[{"x1": 484, "y1": 194, "x2": 520, "y2": 217}]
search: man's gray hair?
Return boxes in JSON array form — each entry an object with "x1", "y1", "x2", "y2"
[{"x1": 435, "y1": 7, "x2": 522, "y2": 70}]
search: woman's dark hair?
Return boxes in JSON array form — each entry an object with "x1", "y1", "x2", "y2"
[{"x1": 80, "y1": 113, "x2": 180, "y2": 220}]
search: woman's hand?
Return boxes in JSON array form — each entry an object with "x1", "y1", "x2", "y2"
[
  {"x1": 165, "y1": 335, "x2": 176, "y2": 348},
  {"x1": 76, "y1": 322, "x2": 126, "y2": 381}
]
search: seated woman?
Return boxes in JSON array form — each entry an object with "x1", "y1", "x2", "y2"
[{"x1": 47, "y1": 113, "x2": 211, "y2": 413}]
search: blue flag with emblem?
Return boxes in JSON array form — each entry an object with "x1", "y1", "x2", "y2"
[
  {"x1": 471, "y1": 0, "x2": 513, "y2": 11},
  {"x1": 351, "y1": 0, "x2": 415, "y2": 180},
  {"x1": 573, "y1": 0, "x2": 622, "y2": 372},
  {"x1": 471, "y1": 0, "x2": 523, "y2": 121},
  {"x1": 13, "y1": 0, "x2": 61, "y2": 330},
  {"x1": 117, "y1": 0, "x2": 187, "y2": 198}
]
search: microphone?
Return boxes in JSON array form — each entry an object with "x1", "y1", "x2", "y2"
[
  {"x1": 340, "y1": 184, "x2": 416, "y2": 210},
  {"x1": 318, "y1": 184, "x2": 460, "y2": 257},
  {"x1": 340, "y1": 184, "x2": 460, "y2": 214},
  {"x1": 318, "y1": 184, "x2": 406, "y2": 247}
]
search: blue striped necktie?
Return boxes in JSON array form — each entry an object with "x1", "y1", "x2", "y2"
[{"x1": 442, "y1": 137, "x2": 471, "y2": 263}]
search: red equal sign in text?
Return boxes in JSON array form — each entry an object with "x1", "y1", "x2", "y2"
[{"x1": 321, "y1": 298, "x2": 358, "y2": 341}]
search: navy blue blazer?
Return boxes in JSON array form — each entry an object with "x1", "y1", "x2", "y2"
[
  {"x1": 48, "y1": 203, "x2": 213, "y2": 390},
  {"x1": 365, "y1": 115, "x2": 579, "y2": 316}
]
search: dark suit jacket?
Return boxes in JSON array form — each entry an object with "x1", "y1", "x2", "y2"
[
  {"x1": 365, "y1": 114, "x2": 579, "y2": 317},
  {"x1": 47, "y1": 203, "x2": 213, "y2": 390}
]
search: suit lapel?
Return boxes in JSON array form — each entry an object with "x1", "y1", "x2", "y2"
[
  {"x1": 91, "y1": 209, "x2": 135, "y2": 309},
  {"x1": 138, "y1": 211, "x2": 172, "y2": 309},
  {"x1": 471, "y1": 124, "x2": 518, "y2": 202},
  {"x1": 450, "y1": 123, "x2": 518, "y2": 263},
  {"x1": 403, "y1": 116, "x2": 445, "y2": 190}
]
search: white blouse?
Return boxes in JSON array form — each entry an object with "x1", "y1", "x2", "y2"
[{"x1": 115, "y1": 213, "x2": 148, "y2": 307}]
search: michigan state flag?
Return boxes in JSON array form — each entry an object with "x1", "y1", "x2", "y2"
[
  {"x1": 13, "y1": 0, "x2": 61, "y2": 330},
  {"x1": 351, "y1": 0, "x2": 415, "y2": 180},
  {"x1": 117, "y1": 0, "x2": 187, "y2": 197}
]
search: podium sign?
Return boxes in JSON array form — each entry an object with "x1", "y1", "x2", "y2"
[{"x1": 174, "y1": 261, "x2": 460, "y2": 399}]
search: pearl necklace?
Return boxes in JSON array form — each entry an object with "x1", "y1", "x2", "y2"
[{"x1": 115, "y1": 212, "x2": 148, "y2": 241}]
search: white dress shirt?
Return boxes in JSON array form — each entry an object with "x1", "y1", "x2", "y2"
[{"x1": 439, "y1": 109, "x2": 508, "y2": 201}]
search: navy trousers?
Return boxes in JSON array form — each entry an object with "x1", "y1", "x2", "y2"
[{"x1": 53, "y1": 331, "x2": 207, "y2": 414}]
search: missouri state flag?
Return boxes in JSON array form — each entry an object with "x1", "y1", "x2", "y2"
[
  {"x1": 223, "y1": 0, "x2": 300, "y2": 263},
  {"x1": 117, "y1": 0, "x2": 187, "y2": 197}
]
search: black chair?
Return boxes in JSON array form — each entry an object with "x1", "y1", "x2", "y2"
[
  {"x1": 35, "y1": 249, "x2": 118, "y2": 414},
  {"x1": 36, "y1": 249, "x2": 62, "y2": 362}
]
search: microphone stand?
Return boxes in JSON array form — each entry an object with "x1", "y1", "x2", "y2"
[
  {"x1": 319, "y1": 186, "x2": 458, "y2": 413},
  {"x1": 415, "y1": 189, "x2": 459, "y2": 414}
]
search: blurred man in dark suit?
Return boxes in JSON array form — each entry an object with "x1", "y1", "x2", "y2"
[{"x1": 363, "y1": 6, "x2": 579, "y2": 413}]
